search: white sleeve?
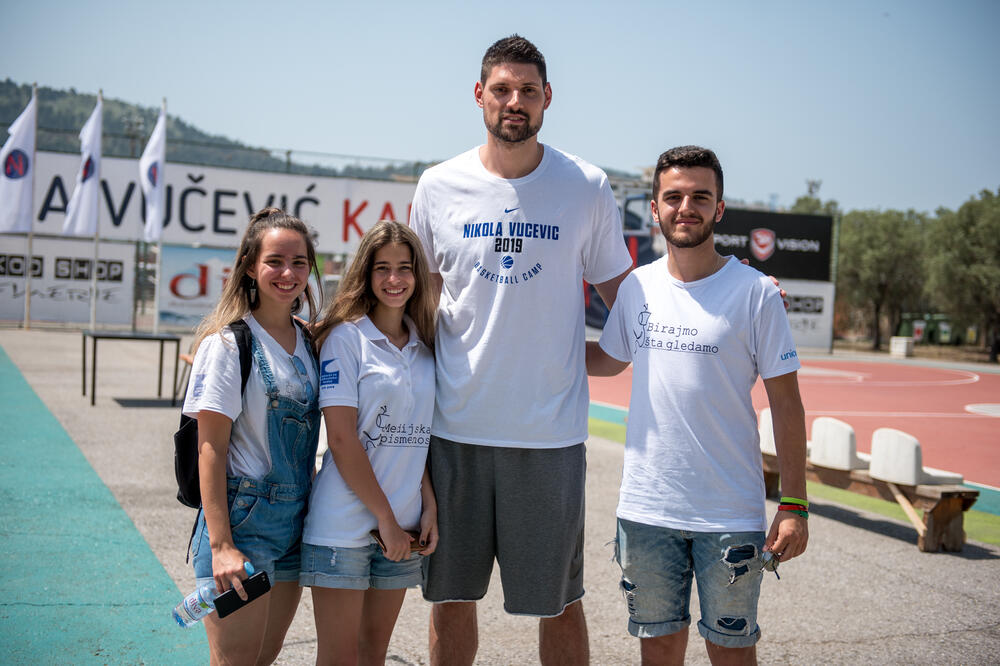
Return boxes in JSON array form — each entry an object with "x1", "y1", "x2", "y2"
[
  {"x1": 754, "y1": 279, "x2": 802, "y2": 379},
  {"x1": 582, "y1": 177, "x2": 632, "y2": 285},
  {"x1": 182, "y1": 329, "x2": 243, "y2": 421},
  {"x1": 598, "y1": 274, "x2": 635, "y2": 363},
  {"x1": 318, "y1": 326, "x2": 361, "y2": 409},
  {"x1": 410, "y1": 177, "x2": 439, "y2": 273}
]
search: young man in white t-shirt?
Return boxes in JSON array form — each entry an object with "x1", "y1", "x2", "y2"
[
  {"x1": 411, "y1": 35, "x2": 633, "y2": 665},
  {"x1": 587, "y1": 146, "x2": 809, "y2": 665}
]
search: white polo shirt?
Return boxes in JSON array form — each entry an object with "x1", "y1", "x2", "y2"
[{"x1": 302, "y1": 315, "x2": 435, "y2": 547}]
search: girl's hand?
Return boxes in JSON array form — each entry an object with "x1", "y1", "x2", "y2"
[
  {"x1": 376, "y1": 518, "x2": 414, "y2": 562},
  {"x1": 211, "y1": 544, "x2": 251, "y2": 599}
]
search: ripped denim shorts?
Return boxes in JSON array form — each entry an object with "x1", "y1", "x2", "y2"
[
  {"x1": 299, "y1": 542, "x2": 423, "y2": 591},
  {"x1": 615, "y1": 517, "x2": 765, "y2": 648}
]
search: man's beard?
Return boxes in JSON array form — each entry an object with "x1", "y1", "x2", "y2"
[
  {"x1": 486, "y1": 111, "x2": 542, "y2": 144},
  {"x1": 664, "y1": 215, "x2": 716, "y2": 249}
]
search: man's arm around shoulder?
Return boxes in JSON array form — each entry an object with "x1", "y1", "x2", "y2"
[
  {"x1": 586, "y1": 341, "x2": 630, "y2": 376},
  {"x1": 593, "y1": 268, "x2": 631, "y2": 312},
  {"x1": 762, "y1": 370, "x2": 809, "y2": 562}
]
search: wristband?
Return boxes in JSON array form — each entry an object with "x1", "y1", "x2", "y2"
[
  {"x1": 778, "y1": 504, "x2": 809, "y2": 512},
  {"x1": 778, "y1": 507, "x2": 809, "y2": 519},
  {"x1": 780, "y1": 496, "x2": 809, "y2": 508}
]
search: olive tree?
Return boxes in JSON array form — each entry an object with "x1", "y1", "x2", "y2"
[
  {"x1": 837, "y1": 209, "x2": 927, "y2": 349},
  {"x1": 925, "y1": 189, "x2": 1000, "y2": 361}
]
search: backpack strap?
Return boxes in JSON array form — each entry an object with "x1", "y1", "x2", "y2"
[
  {"x1": 184, "y1": 319, "x2": 253, "y2": 563},
  {"x1": 229, "y1": 319, "x2": 252, "y2": 394}
]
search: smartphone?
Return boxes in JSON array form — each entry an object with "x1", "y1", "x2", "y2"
[
  {"x1": 370, "y1": 529, "x2": 423, "y2": 553},
  {"x1": 214, "y1": 570, "x2": 271, "y2": 619}
]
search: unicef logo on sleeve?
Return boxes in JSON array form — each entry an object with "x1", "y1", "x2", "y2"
[
  {"x1": 4, "y1": 150, "x2": 29, "y2": 179},
  {"x1": 500, "y1": 255, "x2": 514, "y2": 270}
]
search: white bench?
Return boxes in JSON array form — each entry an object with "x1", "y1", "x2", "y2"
[
  {"x1": 759, "y1": 417, "x2": 976, "y2": 552},
  {"x1": 808, "y1": 417, "x2": 870, "y2": 471},
  {"x1": 758, "y1": 407, "x2": 811, "y2": 458},
  {"x1": 869, "y1": 427, "x2": 963, "y2": 486}
]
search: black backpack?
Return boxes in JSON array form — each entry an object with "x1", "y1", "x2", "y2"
[{"x1": 173, "y1": 320, "x2": 252, "y2": 509}]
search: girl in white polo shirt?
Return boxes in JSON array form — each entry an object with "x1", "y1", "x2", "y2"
[{"x1": 300, "y1": 220, "x2": 438, "y2": 665}]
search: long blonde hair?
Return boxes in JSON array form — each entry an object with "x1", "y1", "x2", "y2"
[
  {"x1": 192, "y1": 207, "x2": 320, "y2": 353},
  {"x1": 313, "y1": 220, "x2": 435, "y2": 350}
]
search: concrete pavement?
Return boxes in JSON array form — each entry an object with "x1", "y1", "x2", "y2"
[{"x1": 1, "y1": 327, "x2": 998, "y2": 664}]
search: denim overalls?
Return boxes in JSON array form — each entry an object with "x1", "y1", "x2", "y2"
[{"x1": 191, "y1": 328, "x2": 320, "y2": 584}]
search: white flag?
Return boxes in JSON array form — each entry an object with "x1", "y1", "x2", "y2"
[
  {"x1": 0, "y1": 89, "x2": 38, "y2": 233},
  {"x1": 62, "y1": 96, "x2": 103, "y2": 236},
  {"x1": 139, "y1": 106, "x2": 166, "y2": 242}
]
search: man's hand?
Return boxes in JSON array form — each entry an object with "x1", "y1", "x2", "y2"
[
  {"x1": 764, "y1": 511, "x2": 808, "y2": 562},
  {"x1": 738, "y1": 256, "x2": 787, "y2": 306}
]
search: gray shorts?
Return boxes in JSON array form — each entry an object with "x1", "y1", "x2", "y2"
[{"x1": 421, "y1": 436, "x2": 586, "y2": 617}]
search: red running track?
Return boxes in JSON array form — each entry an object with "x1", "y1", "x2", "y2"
[{"x1": 588, "y1": 359, "x2": 1000, "y2": 488}]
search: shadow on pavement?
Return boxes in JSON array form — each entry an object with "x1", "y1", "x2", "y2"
[{"x1": 811, "y1": 501, "x2": 1000, "y2": 561}]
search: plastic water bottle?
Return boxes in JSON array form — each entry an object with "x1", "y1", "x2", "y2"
[{"x1": 172, "y1": 562, "x2": 254, "y2": 627}]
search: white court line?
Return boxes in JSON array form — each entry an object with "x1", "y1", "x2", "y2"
[
  {"x1": 805, "y1": 410, "x2": 991, "y2": 418},
  {"x1": 799, "y1": 366, "x2": 980, "y2": 387}
]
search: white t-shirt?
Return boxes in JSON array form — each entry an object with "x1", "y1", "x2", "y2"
[
  {"x1": 302, "y1": 315, "x2": 435, "y2": 547},
  {"x1": 183, "y1": 315, "x2": 318, "y2": 480},
  {"x1": 411, "y1": 145, "x2": 632, "y2": 449},
  {"x1": 600, "y1": 256, "x2": 801, "y2": 532}
]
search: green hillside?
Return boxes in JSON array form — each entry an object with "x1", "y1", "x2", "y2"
[
  {"x1": 0, "y1": 80, "x2": 420, "y2": 180},
  {"x1": 1, "y1": 80, "x2": 641, "y2": 183}
]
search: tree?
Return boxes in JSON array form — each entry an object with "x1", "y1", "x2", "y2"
[
  {"x1": 925, "y1": 189, "x2": 1000, "y2": 362},
  {"x1": 837, "y1": 209, "x2": 927, "y2": 349},
  {"x1": 790, "y1": 194, "x2": 841, "y2": 218}
]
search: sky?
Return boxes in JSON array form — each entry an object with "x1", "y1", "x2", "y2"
[{"x1": 4, "y1": 0, "x2": 999, "y2": 214}]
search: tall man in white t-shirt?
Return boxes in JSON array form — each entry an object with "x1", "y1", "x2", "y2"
[
  {"x1": 587, "y1": 146, "x2": 809, "y2": 665},
  {"x1": 411, "y1": 35, "x2": 633, "y2": 665}
]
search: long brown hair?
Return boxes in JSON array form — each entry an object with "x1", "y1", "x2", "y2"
[
  {"x1": 312, "y1": 220, "x2": 435, "y2": 350},
  {"x1": 192, "y1": 207, "x2": 320, "y2": 353}
]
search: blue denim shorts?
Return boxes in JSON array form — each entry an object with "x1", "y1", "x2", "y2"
[
  {"x1": 191, "y1": 478, "x2": 308, "y2": 587},
  {"x1": 299, "y1": 542, "x2": 423, "y2": 590},
  {"x1": 615, "y1": 517, "x2": 766, "y2": 648}
]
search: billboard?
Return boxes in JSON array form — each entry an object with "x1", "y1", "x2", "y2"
[
  {"x1": 713, "y1": 209, "x2": 833, "y2": 281},
  {"x1": 0, "y1": 236, "x2": 135, "y2": 324},
  {"x1": 780, "y1": 279, "x2": 835, "y2": 350},
  {"x1": 158, "y1": 245, "x2": 235, "y2": 328},
  {"x1": 22, "y1": 151, "x2": 417, "y2": 254}
]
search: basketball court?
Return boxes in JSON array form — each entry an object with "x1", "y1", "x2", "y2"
[{"x1": 589, "y1": 355, "x2": 1000, "y2": 490}]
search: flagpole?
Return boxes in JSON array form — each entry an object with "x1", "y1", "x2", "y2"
[
  {"x1": 88, "y1": 90, "x2": 104, "y2": 331},
  {"x1": 151, "y1": 98, "x2": 166, "y2": 334},
  {"x1": 22, "y1": 84, "x2": 38, "y2": 330}
]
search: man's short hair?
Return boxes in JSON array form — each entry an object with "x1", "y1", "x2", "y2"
[
  {"x1": 481, "y1": 34, "x2": 547, "y2": 85},
  {"x1": 652, "y1": 146, "x2": 724, "y2": 201}
]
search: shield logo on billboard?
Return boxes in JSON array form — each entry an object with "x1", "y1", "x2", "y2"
[{"x1": 750, "y1": 228, "x2": 776, "y2": 261}]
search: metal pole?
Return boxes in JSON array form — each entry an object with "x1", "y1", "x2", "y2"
[
  {"x1": 151, "y1": 98, "x2": 166, "y2": 334},
  {"x1": 23, "y1": 83, "x2": 38, "y2": 330},
  {"x1": 89, "y1": 90, "x2": 103, "y2": 331}
]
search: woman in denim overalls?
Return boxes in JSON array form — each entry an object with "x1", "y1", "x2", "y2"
[{"x1": 182, "y1": 207, "x2": 320, "y2": 664}]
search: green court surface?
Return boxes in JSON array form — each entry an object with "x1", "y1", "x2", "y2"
[{"x1": 0, "y1": 346, "x2": 205, "y2": 663}]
